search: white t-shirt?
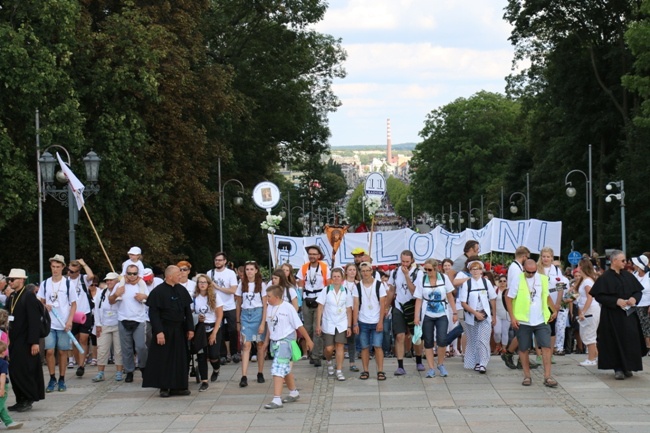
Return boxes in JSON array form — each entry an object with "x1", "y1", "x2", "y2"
[
  {"x1": 459, "y1": 276, "x2": 497, "y2": 326},
  {"x1": 507, "y1": 260, "x2": 524, "y2": 293},
  {"x1": 343, "y1": 280, "x2": 359, "y2": 298},
  {"x1": 388, "y1": 265, "x2": 420, "y2": 311},
  {"x1": 316, "y1": 285, "x2": 354, "y2": 334},
  {"x1": 236, "y1": 282, "x2": 266, "y2": 309},
  {"x1": 193, "y1": 293, "x2": 224, "y2": 324},
  {"x1": 69, "y1": 274, "x2": 93, "y2": 314},
  {"x1": 507, "y1": 274, "x2": 544, "y2": 326},
  {"x1": 414, "y1": 272, "x2": 454, "y2": 319},
  {"x1": 208, "y1": 268, "x2": 238, "y2": 311},
  {"x1": 180, "y1": 279, "x2": 196, "y2": 298},
  {"x1": 281, "y1": 287, "x2": 298, "y2": 303},
  {"x1": 266, "y1": 301, "x2": 303, "y2": 341},
  {"x1": 94, "y1": 288, "x2": 119, "y2": 327},
  {"x1": 112, "y1": 283, "x2": 147, "y2": 322},
  {"x1": 577, "y1": 278, "x2": 596, "y2": 311},
  {"x1": 121, "y1": 260, "x2": 145, "y2": 276},
  {"x1": 37, "y1": 277, "x2": 79, "y2": 330},
  {"x1": 636, "y1": 273, "x2": 650, "y2": 307},
  {"x1": 297, "y1": 262, "x2": 330, "y2": 297},
  {"x1": 357, "y1": 279, "x2": 387, "y2": 324}
]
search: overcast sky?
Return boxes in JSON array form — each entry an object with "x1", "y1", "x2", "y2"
[{"x1": 315, "y1": 0, "x2": 515, "y2": 147}]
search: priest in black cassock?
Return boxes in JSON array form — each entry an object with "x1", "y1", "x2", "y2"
[
  {"x1": 590, "y1": 250, "x2": 648, "y2": 379},
  {"x1": 143, "y1": 265, "x2": 194, "y2": 397},
  {"x1": 6, "y1": 269, "x2": 44, "y2": 412}
]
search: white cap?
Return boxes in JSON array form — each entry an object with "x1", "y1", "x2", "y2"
[{"x1": 128, "y1": 246, "x2": 142, "y2": 255}]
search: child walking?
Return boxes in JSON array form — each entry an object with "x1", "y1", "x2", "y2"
[
  {"x1": 0, "y1": 341, "x2": 23, "y2": 429},
  {"x1": 263, "y1": 285, "x2": 314, "y2": 409}
]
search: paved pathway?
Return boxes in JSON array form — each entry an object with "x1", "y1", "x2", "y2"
[{"x1": 10, "y1": 354, "x2": 650, "y2": 432}]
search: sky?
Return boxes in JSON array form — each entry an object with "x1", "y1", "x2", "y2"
[{"x1": 314, "y1": 0, "x2": 516, "y2": 147}]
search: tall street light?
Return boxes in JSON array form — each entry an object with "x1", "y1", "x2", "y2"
[
  {"x1": 37, "y1": 146, "x2": 101, "y2": 282},
  {"x1": 509, "y1": 191, "x2": 529, "y2": 219},
  {"x1": 564, "y1": 144, "x2": 593, "y2": 254},
  {"x1": 217, "y1": 157, "x2": 244, "y2": 252},
  {"x1": 407, "y1": 195, "x2": 414, "y2": 228},
  {"x1": 605, "y1": 180, "x2": 626, "y2": 255},
  {"x1": 487, "y1": 202, "x2": 501, "y2": 220}
]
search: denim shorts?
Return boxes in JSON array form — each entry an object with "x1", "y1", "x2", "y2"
[
  {"x1": 44, "y1": 329, "x2": 72, "y2": 351},
  {"x1": 358, "y1": 321, "x2": 383, "y2": 349},
  {"x1": 516, "y1": 323, "x2": 551, "y2": 351},
  {"x1": 240, "y1": 307, "x2": 266, "y2": 343}
]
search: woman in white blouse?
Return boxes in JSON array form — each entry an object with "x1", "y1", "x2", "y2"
[
  {"x1": 316, "y1": 268, "x2": 353, "y2": 381},
  {"x1": 192, "y1": 274, "x2": 224, "y2": 391},
  {"x1": 459, "y1": 258, "x2": 497, "y2": 374},
  {"x1": 575, "y1": 258, "x2": 600, "y2": 366}
]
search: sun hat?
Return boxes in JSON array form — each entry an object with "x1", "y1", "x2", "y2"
[
  {"x1": 49, "y1": 254, "x2": 66, "y2": 266},
  {"x1": 7, "y1": 269, "x2": 27, "y2": 279}
]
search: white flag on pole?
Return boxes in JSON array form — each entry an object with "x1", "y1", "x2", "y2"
[{"x1": 56, "y1": 152, "x2": 85, "y2": 210}]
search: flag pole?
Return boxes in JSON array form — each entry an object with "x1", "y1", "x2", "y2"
[{"x1": 75, "y1": 191, "x2": 115, "y2": 273}]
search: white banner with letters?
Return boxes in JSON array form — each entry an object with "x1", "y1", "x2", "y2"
[{"x1": 267, "y1": 218, "x2": 562, "y2": 268}]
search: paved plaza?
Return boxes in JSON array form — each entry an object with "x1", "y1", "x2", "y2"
[{"x1": 10, "y1": 354, "x2": 650, "y2": 433}]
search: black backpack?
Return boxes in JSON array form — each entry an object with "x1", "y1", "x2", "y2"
[{"x1": 36, "y1": 297, "x2": 51, "y2": 338}]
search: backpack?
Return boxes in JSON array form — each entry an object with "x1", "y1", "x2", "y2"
[
  {"x1": 356, "y1": 280, "x2": 383, "y2": 307},
  {"x1": 74, "y1": 276, "x2": 95, "y2": 311},
  {"x1": 392, "y1": 266, "x2": 420, "y2": 286},
  {"x1": 465, "y1": 277, "x2": 491, "y2": 315},
  {"x1": 43, "y1": 278, "x2": 70, "y2": 303},
  {"x1": 37, "y1": 298, "x2": 52, "y2": 338}
]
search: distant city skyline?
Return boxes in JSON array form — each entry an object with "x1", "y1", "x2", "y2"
[{"x1": 315, "y1": 1, "x2": 516, "y2": 148}]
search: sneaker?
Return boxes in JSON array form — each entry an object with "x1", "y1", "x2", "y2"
[
  {"x1": 257, "y1": 372, "x2": 265, "y2": 383},
  {"x1": 344, "y1": 352, "x2": 350, "y2": 359},
  {"x1": 580, "y1": 359, "x2": 597, "y2": 367},
  {"x1": 199, "y1": 382, "x2": 209, "y2": 392},
  {"x1": 90, "y1": 358, "x2": 98, "y2": 366},
  {"x1": 58, "y1": 379, "x2": 67, "y2": 392},
  {"x1": 210, "y1": 370, "x2": 219, "y2": 382},
  {"x1": 416, "y1": 363, "x2": 426, "y2": 372},
  {"x1": 251, "y1": 355, "x2": 258, "y2": 362},
  {"x1": 92, "y1": 372, "x2": 105, "y2": 382},
  {"x1": 614, "y1": 370, "x2": 625, "y2": 380},
  {"x1": 14, "y1": 402, "x2": 31, "y2": 413},
  {"x1": 313, "y1": 360, "x2": 321, "y2": 367},
  {"x1": 115, "y1": 371, "x2": 123, "y2": 381},
  {"x1": 6, "y1": 422, "x2": 23, "y2": 430},
  {"x1": 232, "y1": 354, "x2": 241, "y2": 363},
  {"x1": 438, "y1": 364, "x2": 449, "y2": 377},
  {"x1": 327, "y1": 365, "x2": 334, "y2": 376},
  {"x1": 426, "y1": 368, "x2": 436, "y2": 378},
  {"x1": 67, "y1": 360, "x2": 75, "y2": 369},
  {"x1": 220, "y1": 357, "x2": 227, "y2": 365},
  {"x1": 46, "y1": 378, "x2": 56, "y2": 393},
  {"x1": 76, "y1": 366, "x2": 85, "y2": 377},
  {"x1": 108, "y1": 357, "x2": 115, "y2": 365},
  {"x1": 551, "y1": 355, "x2": 556, "y2": 364},
  {"x1": 125, "y1": 372, "x2": 134, "y2": 383},
  {"x1": 394, "y1": 367, "x2": 406, "y2": 376},
  {"x1": 536, "y1": 355, "x2": 542, "y2": 364},
  {"x1": 502, "y1": 353, "x2": 516, "y2": 369},
  {"x1": 239, "y1": 376, "x2": 248, "y2": 387}
]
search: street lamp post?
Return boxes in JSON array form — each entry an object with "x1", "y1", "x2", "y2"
[
  {"x1": 487, "y1": 202, "x2": 501, "y2": 221},
  {"x1": 37, "y1": 145, "x2": 101, "y2": 282},
  {"x1": 449, "y1": 211, "x2": 461, "y2": 232},
  {"x1": 565, "y1": 144, "x2": 593, "y2": 254},
  {"x1": 217, "y1": 157, "x2": 244, "y2": 252},
  {"x1": 509, "y1": 192, "x2": 529, "y2": 219},
  {"x1": 605, "y1": 180, "x2": 626, "y2": 255},
  {"x1": 407, "y1": 195, "x2": 414, "y2": 228}
]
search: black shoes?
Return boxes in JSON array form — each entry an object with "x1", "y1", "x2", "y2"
[
  {"x1": 125, "y1": 372, "x2": 134, "y2": 383},
  {"x1": 257, "y1": 372, "x2": 265, "y2": 383},
  {"x1": 8, "y1": 401, "x2": 32, "y2": 412},
  {"x1": 239, "y1": 376, "x2": 248, "y2": 387},
  {"x1": 160, "y1": 389, "x2": 171, "y2": 398},
  {"x1": 171, "y1": 389, "x2": 191, "y2": 396},
  {"x1": 199, "y1": 382, "x2": 209, "y2": 392},
  {"x1": 76, "y1": 366, "x2": 85, "y2": 377},
  {"x1": 210, "y1": 370, "x2": 219, "y2": 382}
]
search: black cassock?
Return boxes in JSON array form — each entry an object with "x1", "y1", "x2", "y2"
[
  {"x1": 590, "y1": 269, "x2": 648, "y2": 371},
  {"x1": 6, "y1": 288, "x2": 45, "y2": 403},
  {"x1": 142, "y1": 282, "x2": 193, "y2": 390}
]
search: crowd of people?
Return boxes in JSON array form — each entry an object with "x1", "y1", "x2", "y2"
[{"x1": 0, "y1": 242, "x2": 648, "y2": 414}]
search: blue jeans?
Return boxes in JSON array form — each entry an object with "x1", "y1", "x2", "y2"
[
  {"x1": 358, "y1": 321, "x2": 383, "y2": 349},
  {"x1": 422, "y1": 315, "x2": 449, "y2": 349}
]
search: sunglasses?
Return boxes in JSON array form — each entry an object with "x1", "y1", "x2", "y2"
[
  {"x1": 179, "y1": 268, "x2": 190, "y2": 272},
  {"x1": 245, "y1": 261, "x2": 257, "y2": 265},
  {"x1": 126, "y1": 272, "x2": 139, "y2": 276},
  {"x1": 525, "y1": 270, "x2": 536, "y2": 275},
  {"x1": 424, "y1": 267, "x2": 435, "y2": 272},
  {"x1": 7, "y1": 278, "x2": 15, "y2": 283},
  {"x1": 68, "y1": 269, "x2": 79, "y2": 274}
]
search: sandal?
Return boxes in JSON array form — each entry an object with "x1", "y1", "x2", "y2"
[
  {"x1": 522, "y1": 377, "x2": 532, "y2": 386},
  {"x1": 377, "y1": 371, "x2": 386, "y2": 381},
  {"x1": 543, "y1": 377, "x2": 558, "y2": 388},
  {"x1": 336, "y1": 371, "x2": 346, "y2": 381},
  {"x1": 360, "y1": 371, "x2": 370, "y2": 380},
  {"x1": 478, "y1": 365, "x2": 486, "y2": 374},
  {"x1": 350, "y1": 364, "x2": 359, "y2": 372}
]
